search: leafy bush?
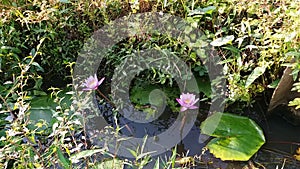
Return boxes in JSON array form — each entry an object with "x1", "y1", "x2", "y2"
[{"x1": 1, "y1": 0, "x2": 299, "y2": 168}]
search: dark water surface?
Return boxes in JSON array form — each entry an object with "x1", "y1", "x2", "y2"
[{"x1": 96, "y1": 99, "x2": 300, "y2": 168}]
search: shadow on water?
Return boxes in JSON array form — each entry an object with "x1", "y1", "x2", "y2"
[{"x1": 256, "y1": 114, "x2": 300, "y2": 169}]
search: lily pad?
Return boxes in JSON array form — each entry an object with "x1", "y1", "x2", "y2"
[
  {"x1": 28, "y1": 90, "x2": 72, "y2": 131},
  {"x1": 130, "y1": 83, "x2": 159, "y2": 106},
  {"x1": 200, "y1": 112, "x2": 265, "y2": 161},
  {"x1": 28, "y1": 95, "x2": 58, "y2": 131}
]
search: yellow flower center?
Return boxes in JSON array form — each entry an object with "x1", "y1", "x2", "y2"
[
  {"x1": 184, "y1": 99, "x2": 191, "y2": 104},
  {"x1": 88, "y1": 80, "x2": 97, "y2": 87}
]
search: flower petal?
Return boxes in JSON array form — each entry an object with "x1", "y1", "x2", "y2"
[
  {"x1": 98, "y1": 77, "x2": 105, "y2": 86},
  {"x1": 180, "y1": 106, "x2": 188, "y2": 112},
  {"x1": 189, "y1": 105, "x2": 198, "y2": 109},
  {"x1": 82, "y1": 88, "x2": 92, "y2": 91},
  {"x1": 192, "y1": 98, "x2": 199, "y2": 105},
  {"x1": 176, "y1": 98, "x2": 184, "y2": 106},
  {"x1": 94, "y1": 74, "x2": 98, "y2": 81}
]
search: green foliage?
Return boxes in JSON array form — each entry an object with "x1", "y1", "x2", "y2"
[
  {"x1": 210, "y1": 35, "x2": 235, "y2": 47},
  {"x1": 94, "y1": 158, "x2": 124, "y2": 169},
  {"x1": 289, "y1": 98, "x2": 300, "y2": 110},
  {"x1": 286, "y1": 51, "x2": 300, "y2": 109},
  {"x1": 1, "y1": 0, "x2": 299, "y2": 167},
  {"x1": 130, "y1": 78, "x2": 180, "y2": 114},
  {"x1": 70, "y1": 148, "x2": 106, "y2": 163},
  {"x1": 200, "y1": 112, "x2": 265, "y2": 161},
  {"x1": 0, "y1": 1, "x2": 126, "y2": 166}
]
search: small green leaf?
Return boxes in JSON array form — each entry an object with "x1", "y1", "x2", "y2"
[
  {"x1": 268, "y1": 79, "x2": 280, "y2": 88},
  {"x1": 94, "y1": 159, "x2": 124, "y2": 169},
  {"x1": 70, "y1": 148, "x2": 106, "y2": 162},
  {"x1": 210, "y1": 35, "x2": 234, "y2": 47},
  {"x1": 56, "y1": 147, "x2": 71, "y2": 169},
  {"x1": 200, "y1": 112, "x2": 265, "y2": 161},
  {"x1": 32, "y1": 62, "x2": 44, "y2": 72},
  {"x1": 288, "y1": 98, "x2": 300, "y2": 109},
  {"x1": 171, "y1": 146, "x2": 177, "y2": 168},
  {"x1": 285, "y1": 51, "x2": 300, "y2": 57},
  {"x1": 128, "y1": 149, "x2": 137, "y2": 158},
  {"x1": 59, "y1": 0, "x2": 71, "y2": 3},
  {"x1": 153, "y1": 157, "x2": 160, "y2": 169},
  {"x1": 188, "y1": 6, "x2": 216, "y2": 16}
]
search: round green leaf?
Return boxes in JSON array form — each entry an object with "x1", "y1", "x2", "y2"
[
  {"x1": 200, "y1": 112, "x2": 265, "y2": 161},
  {"x1": 28, "y1": 96, "x2": 57, "y2": 131}
]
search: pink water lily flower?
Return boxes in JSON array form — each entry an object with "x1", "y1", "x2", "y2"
[
  {"x1": 82, "y1": 74, "x2": 105, "y2": 91},
  {"x1": 176, "y1": 92, "x2": 199, "y2": 112}
]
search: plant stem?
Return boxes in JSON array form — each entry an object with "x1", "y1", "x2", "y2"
[{"x1": 96, "y1": 89, "x2": 115, "y2": 107}]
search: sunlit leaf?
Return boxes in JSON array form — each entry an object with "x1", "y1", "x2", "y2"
[
  {"x1": 188, "y1": 6, "x2": 216, "y2": 16},
  {"x1": 59, "y1": 0, "x2": 71, "y2": 3},
  {"x1": 285, "y1": 51, "x2": 300, "y2": 57},
  {"x1": 288, "y1": 98, "x2": 300, "y2": 109},
  {"x1": 94, "y1": 159, "x2": 124, "y2": 169},
  {"x1": 200, "y1": 112, "x2": 265, "y2": 161},
  {"x1": 268, "y1": 79, "x2": 280, "y2": 88},
  {"x1": 210, "y1": 35, "x2": 234, "y2": 47},
  {"x1": 56, "y1": 146, "x2": 71, "y2": 168},
  {"x1": 70, "y1": 148, "x2": 106, "y2": 163},
  {"x1": 154, "y1": 157, "x2": 160, "y2": 169},
  {"x1": 245, "y1": 65, "x2": 268, "y2": 88}
]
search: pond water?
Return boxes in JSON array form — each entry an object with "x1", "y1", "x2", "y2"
[
  {"x1": 256, "y1": 115, "x2": 300, "y2": 169},
  {"x1": 94, "y1": 97, "x2": 300, "y2": 168}
]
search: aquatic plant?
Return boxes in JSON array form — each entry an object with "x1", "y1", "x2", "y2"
[
  {"x1": 176, "y1": 93, "x2": 199, "y2": 112},
  {"x1": 82, "y1": 74, "x2": 105, "y2": 91}
]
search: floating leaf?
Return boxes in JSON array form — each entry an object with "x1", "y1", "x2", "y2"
[
  {"x1": 28, "y1": 96, "x2": 57, "y2": 131},
  {"x1": 200, "y1": 112, "x2": 265, "y2": 161},
  {"x1": 28, "y1": 90, "x2": 72, "y2": 131},
  {"x1": 210, "y1": 35, "x2": 234, "y2": 47}
]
